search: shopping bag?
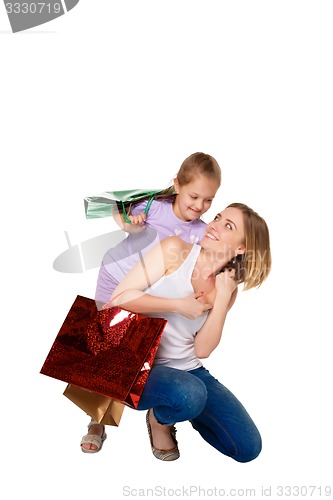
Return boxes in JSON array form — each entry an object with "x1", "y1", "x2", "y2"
[
  {"x1": 40, "y1": 295, "x2": 167, "y2": 409},
  {"x1": 84, "y1": 189, "x2": 162, "y2": 219},
  {"x1": 63, "y1": 384, "x2": 125, "y2": 426}
]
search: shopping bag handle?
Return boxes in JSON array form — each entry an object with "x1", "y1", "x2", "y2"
[{"x1": 122, "y1": 194, "x2": 155, "y2": 224}]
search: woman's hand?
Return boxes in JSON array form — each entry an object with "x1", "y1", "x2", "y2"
[
  {"x1": 215, "y1": 269, "x2": 238, "y2": 298},
  {"x1": 176, "y1": 292, "x2": 212, "y2": 319}
]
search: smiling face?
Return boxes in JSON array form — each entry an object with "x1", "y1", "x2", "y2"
[
  {"x1": 172, "y1": 174, "x2": 220, "y2": 222},
  {"x1": 201, "y1": 207, "x2": 247, "y2": 264}
]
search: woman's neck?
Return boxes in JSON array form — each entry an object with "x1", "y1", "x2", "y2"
[{"x1": 196, "y1": 247, "x2": 228, "y2": 278}]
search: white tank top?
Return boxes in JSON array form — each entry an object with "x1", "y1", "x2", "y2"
[{"x1": 145, "y1": 244, "x2": 208, "y2": 371}]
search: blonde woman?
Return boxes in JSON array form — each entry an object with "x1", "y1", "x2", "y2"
[{"x1": 108, "y1": 203, "x2": 272, "y2": 462}]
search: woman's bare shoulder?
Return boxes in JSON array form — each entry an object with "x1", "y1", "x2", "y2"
[
  {"x1": 161, "y1": 236, "x2": 193, "y2": 272},
  {"x1": 161, "y1": 236, "x2": 192, "y2": 252}
]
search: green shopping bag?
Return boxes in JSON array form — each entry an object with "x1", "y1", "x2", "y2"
[{"x1": 84, "y1": 188, "x2": 172, "y2": 222}]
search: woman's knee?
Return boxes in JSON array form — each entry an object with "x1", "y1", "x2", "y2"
[
  {"x1": 172, "y1": 372, "x2": 208, "y2": 417},
  {"x1": 146, "y1": 366, "x2": 208, "y2": 420},
  {"x1": 233, "y1": 429, "x2": 262, "y2": 463}
]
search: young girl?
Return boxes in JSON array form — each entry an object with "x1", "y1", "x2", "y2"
[
  {"x1": 108, "y1": 203, "x2": 271, "y2": 462},
  {"x1": 81, "y1": 151, "x2": 222, "y2": 452}
]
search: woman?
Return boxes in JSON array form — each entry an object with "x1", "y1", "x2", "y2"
[{"x1": 107, "y1": 203, "x2": 271, "y2": 462}]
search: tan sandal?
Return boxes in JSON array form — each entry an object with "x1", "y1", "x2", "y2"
[{"x1": 80, "y1": 419, "x2": 107, "y2": 453}]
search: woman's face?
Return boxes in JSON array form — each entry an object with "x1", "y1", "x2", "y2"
[{"x1": 200, "y1": 207, "x2": 246, "y2": 263}]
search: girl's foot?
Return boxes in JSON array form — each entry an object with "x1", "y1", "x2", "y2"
[{"x1": 80, "y1": 420, "x2": 107, "y2": 453}]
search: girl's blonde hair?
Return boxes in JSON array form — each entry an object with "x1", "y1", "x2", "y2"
[
  {"x1": 224, "y1": 203, "x2": 272, "y2": 291},
  {"x1": 177, "y1": 152, "x2": 221, "y2": 186},
  {"x1": 141, "y1": 152, "x2": 222, "y2": 202}
]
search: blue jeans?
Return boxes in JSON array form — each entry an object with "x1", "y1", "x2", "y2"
[{"x1": 137, "y1": 365, "x2": 262, "y2": 463}]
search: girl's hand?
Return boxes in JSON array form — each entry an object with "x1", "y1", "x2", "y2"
[
  {"x1": 123, "y1": 212, "x2": 146, "y2": 233},
  {"x1": 177, "y1": 292, "x2": 212, "y2": 319},
  {"x1": 127, "y1": 212, "x2": 146, "y2": 225}
]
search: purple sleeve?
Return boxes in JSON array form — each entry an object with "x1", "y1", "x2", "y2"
[{"x1": 131, "y1": 199, "x2": 158, "y2": 216}]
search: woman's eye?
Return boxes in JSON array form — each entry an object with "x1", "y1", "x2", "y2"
[
  {"x1": 190, "y1": 195, "x2": 198, "y2": 200},
  {"x1": 214, "y1": 215, "x2": 219, "y2": 220}
]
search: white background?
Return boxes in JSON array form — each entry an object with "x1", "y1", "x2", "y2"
[{"x1": 1, "y1": 2, "x2": 332, "y2": 499}]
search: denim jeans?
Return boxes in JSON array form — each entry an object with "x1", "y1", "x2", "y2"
[{"x1": 137, "y1": 365, "x2": 262, "y2": 463}]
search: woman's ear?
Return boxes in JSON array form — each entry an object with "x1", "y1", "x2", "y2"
[
  {"x1": 236, "y1": 245, "x2": 247, "y2": 256},
  {"x1": 173, "y1": 177, "x2": 180, "y2": 194}
]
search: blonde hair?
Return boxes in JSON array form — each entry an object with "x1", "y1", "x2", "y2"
[
  {"x1": 132, "y1": 152, "x2": 222, "y2": 205},
  {"x1": 226, "y1": 203, "x2": 272, "y2": 291},
  {"x1": 176, "y1": 152, "x2": 221, "y2": 186}
]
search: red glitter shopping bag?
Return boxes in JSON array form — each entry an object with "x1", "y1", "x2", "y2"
[{"x1": 40, "y1": 295, "x2": 167, "y2": 410}]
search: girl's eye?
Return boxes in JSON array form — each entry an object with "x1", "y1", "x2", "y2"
[
  {"x1": 190, "y1": 195, "x2": 198, "y2": 200},
  {"x1": 226, "y1": 223, "x2": 232, "y2": 230},
  {"x1": 214, "y1": 215, "x2": 219, "y2": 220}
]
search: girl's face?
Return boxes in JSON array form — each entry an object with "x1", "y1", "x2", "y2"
[
  {"x1": 201, "y1": 207, "x2": 246, "y2": 263},
  {"x1": 173, "y1": 174, "x2": 220, "y2": 222}
]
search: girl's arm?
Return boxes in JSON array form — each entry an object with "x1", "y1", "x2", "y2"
[
  {"x1": 104, "y1": 237, "x2": 212, "y2": 319},
  {"x1": 194, "y1": 271, "x2": 238, "y2": 358},
  {"x1": 112, "y1": 204, "x2": 146, "y2": 234}
]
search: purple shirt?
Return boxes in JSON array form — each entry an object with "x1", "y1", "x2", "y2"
[{"x1": 132, "y1": 199, "x2": 206, "y2": 242}]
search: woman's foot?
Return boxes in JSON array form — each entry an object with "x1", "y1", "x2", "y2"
[
  {"x1": 146, "y1": 410, "x2": 180, "y2": 461},
  {"x1": 80, "y1": 420, "x2": 107, "y2": 453},
  {"x1": 148, "y1": 410, "x2": 176, "y2": 450}
]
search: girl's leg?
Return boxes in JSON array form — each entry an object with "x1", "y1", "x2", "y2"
[
  {"x1": 137, "y1": 365, "x2": 208, "y2": 424},
  {"x1": 95, "y1": 263, "x2": 118, "y2": 308},
  {"x1": 190, "y1": 367, "x2": 262, "y2": 463},
  {"x1": 81, "y1": 264, "x2": 117, "y2": 451}
]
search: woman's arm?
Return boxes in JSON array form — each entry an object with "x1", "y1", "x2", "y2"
[
  {"x1": 194, "y1": 270, "x2": 238, "y2": 358},
  {"x1": 104, "y1": 237, "x2": 212, "y2": 319}
]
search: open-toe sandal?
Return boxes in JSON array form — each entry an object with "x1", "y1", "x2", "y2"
[{"x1": 80, "y1": 420, "x2": 107, "y2": 453}]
